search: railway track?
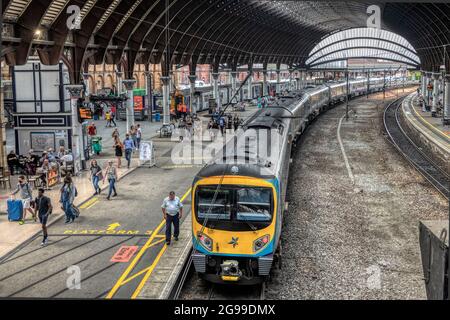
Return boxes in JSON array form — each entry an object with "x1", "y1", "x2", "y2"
[
  {"x1": 171, "y1": 251, "x2": 266, "y2": 300},
  {"x1": 383, "y1": 98, "x2": 449, "y2": 200}
]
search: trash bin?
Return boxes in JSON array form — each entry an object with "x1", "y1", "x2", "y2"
[
  {"x1": 155, "y1": 113, "x2": 161, "y2": 122},
  {"x1": 92, "y1": 136, "x2": 102, "y2": 155}
]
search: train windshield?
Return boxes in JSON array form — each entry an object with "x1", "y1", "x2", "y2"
[
  {"x1": 236, "y1": 187, "x2": 272, "y2": 222},
  {"x1": 195, "y1": 185, "x2": 274, "y2": 231},
  {"x1": 197, "y1": 188, "x2": 232, "y2": 220}
]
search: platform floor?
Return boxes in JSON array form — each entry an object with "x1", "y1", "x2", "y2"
[
  {"x1": 408, "y1": 94, "x2": 450, "y2": 148},
  {"x1": 0, "y1": 106, "x2": 259, "y2": 299},
  {"x1": 264, "y1": 88, "x2": 448, "y2": 299}
]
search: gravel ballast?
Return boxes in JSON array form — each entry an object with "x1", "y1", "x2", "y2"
[{"x1": 266, "y1": 89, "x2": 448, "y2": 300}]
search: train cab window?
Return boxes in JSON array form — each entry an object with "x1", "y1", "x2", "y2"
[
  {"x1": 236, "y1": 187, "x2": 272, "y2": 222},
  {"x1": 197, "y1": 188, "x2": 232, "y2": 220}
]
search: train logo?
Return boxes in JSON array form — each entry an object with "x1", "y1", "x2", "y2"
[{"x1": 228, "y1": 237, "x2": 239, "y2": 248}]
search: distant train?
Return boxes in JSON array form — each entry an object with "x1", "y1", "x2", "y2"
[
  {"x1": 191, "y1": 76, "x2": 416, "y2": 285},
  {"x1": 178, "y1": 79, "x2": 293, "y2": 113}
]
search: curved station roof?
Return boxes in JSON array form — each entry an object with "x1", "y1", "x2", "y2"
[{"x1": 1, "y1": 1, "x2": 449, "y2": 82}]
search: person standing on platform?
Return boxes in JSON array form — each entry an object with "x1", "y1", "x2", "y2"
[
  {"x1": 103, "y1": 160, "x2": 118, "y2": 200},
  {"x1": 34, "y1": 188, "x2": 52, "y2": 246},
  {"x1": 7, "y1": 150, "x2": 18, "y2": 176},
  {"x1": 60, "y1": 176, "x2": 77, "y2": 224},
  {"x1": 161, "y1": 191, "x2": 183, "y2": 245},
  {"x1": 123, "y1": 134, "x2": 135, "y2": 169},
  {"x1": 130, "y1": 126, "x2": 138, "y2": 152},
  {"x1": 105, "y1": 111, "x2": 112, "y2": 127},
  {"x1": 11, "y1": 175, "x2": 35, "y2": 225},
  {"x1": 110, "y1": 110, "x2": 117, "y2": 127},
  {"x1": 114, "y1": 137, "x2": 123, "y2": 168},
  {"x1": 136, "y1": 124, "x2": 142, "y2": 150},
  {"x1": 89, "y1": 160, "x2": 103, "y2": 195}
]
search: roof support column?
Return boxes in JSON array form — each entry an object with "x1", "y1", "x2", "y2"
[
  {"x1": 288, "y1": 67, "x2": 294, "y2": 92},
  {"x1": 421, "y1": 72, "x2": 427, "y2": 105},
  {"x1": 83, "y1": 73, "x2": 90, "y2": 98},
  {"x1": 230, "y1": 71, "x2": 238, "y2": 103},
  {"x1": 160, "y1": 76, "x2": 171, "y2": 125},
  {"x1": 444, "y1": 76, "x2": 450, "y2": 125},
  {"x1": 65, "y1": 85, "x2": 85, "y2": 174},
  {"x1": 212, "y1": 72, "x2": 221, "y2": 110},
  {"x1": 189, "y1": 63, "x2": 197, "y2": 114},
  {"x1": 247, "y1": 63, "x2": 253, "y2": 101},
  {"x1": 0, "y1": 82, "x2": 7, "y2": 174},
  {"x1": 425, "y1": 72, "x2": 432, "y2": 107},
  {"x1": 116, "y1": 69, "x2": 123, "y2": 96},
  {"x1": 432, "y1": 74, "x2": 439, "y2": 116},
  {"x1": 276, "y1": 62, "x2": 281, "y2": 94},
  {"x1": 263, "y1": 70, "x2": 268, "y2": 97},
  {"x1": 144, "y1": 67, "x2": 153, "y2": 122},
  {"x1": 123, "y1": 80, "x2": 136, "y2": 130}
]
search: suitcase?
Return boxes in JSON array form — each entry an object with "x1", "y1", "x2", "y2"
[{"x1": 7, "y1": 199, "x2": 23, "y2": 222}]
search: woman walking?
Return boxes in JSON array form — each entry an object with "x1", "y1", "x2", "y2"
[
  {"x1": 103, "y1": 160, "x2": 118, "y2": 200},
  {"x1": 60, "y1": 176, "x2": 77, "y2": 224},
  {"x1": 89, "y1": 160, "x2": 102, "y2": 195},
  {"x1": 114, "y1": 137, "x2": 123, "y2": 168}
]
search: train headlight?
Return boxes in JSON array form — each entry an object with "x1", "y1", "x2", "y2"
[
  {"x1": 197, "y1": 232, "x2": 213, "y2": 251},
  {"x1": 253, "y1": 234, "x2": 270, "y2": 252}
]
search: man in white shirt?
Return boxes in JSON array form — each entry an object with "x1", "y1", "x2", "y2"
[{"x1": 161, "y1": 191, "x2": 183, "y2": 245}]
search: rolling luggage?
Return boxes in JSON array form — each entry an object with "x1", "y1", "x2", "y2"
[{"x1": 7, "y1": 198, "x2": 23, "y2": 222}]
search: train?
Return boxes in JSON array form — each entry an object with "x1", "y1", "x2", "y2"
[
  {"x1": 178, "y1": 79, "x2": 293, "y2": 113},
  {"x1": 190, "y1": 75, "x2": 416, "y2": 285}
]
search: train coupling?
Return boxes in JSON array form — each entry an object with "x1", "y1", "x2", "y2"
[{"x1": 220, "y1": 260, "x2": 242, "y2": 282}]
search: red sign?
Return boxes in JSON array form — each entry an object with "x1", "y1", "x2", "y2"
[
  {"x1": 134, "y1": 96, "x2": 143, "y2": 111},
  {"x1": 111, "y1": 246, "x2": 139, "y2": 263}
]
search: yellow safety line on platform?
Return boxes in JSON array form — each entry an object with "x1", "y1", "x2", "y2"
[
  {"x1": 80, "y1": 197, "x2": 98, "y2": 209},
  {"x1": 119, "y1": 238, "x2": 167, "y2": 285},
  {"x1": 131, "y1": 244, "x2": 168, "y2": 299},
  {"x1": 106, "y1": 188, "x2": 191, "y2": 299},
  {"x1": 411, "y1": 98, "x2": 450, "y2": 141}
]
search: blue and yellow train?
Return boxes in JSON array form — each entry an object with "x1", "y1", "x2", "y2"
[{"x1": 191, "y1": 76, "x2": 413, "y2": 284}]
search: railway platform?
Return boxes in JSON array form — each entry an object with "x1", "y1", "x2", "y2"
[{"x1": 401, "y1": 93, "x2": 450, "y2": 174}]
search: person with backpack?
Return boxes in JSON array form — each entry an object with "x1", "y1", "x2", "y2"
[
  {"x1": 34, "y1": 188, "x2": 52, "y2": 246},
  {"x1": 60, "y1": 176, "x2": 77, "y2": 224},
  {"x1": 103, "y1": 160, "x2": 118, "y2": 200},
  {"x1": 11, "y1": 175, "x2": 35, "y2": 225}
]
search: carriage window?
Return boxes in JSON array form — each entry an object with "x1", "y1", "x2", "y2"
[
  {"x1": 236, "y1": 187, "x2": 272, "y2": 222},
  {"x1": 197, "y1": 187, "x2": 231, "y2": 220}
]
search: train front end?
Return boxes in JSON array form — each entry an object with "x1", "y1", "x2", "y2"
[{"x1": 191, "y1": 175, "x2": 279, "y2": 285}]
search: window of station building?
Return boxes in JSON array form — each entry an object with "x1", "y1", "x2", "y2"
[{"x1": 306, "y1": 28, "x2": 420, "y2": 69}]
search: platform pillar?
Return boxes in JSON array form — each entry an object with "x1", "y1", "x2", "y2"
[
  {"x1": 189, "y1": 75, "x2": 197, "y2": 113},
  {"x1": 83, "y1": 73, "x2": 90, "y2": 97},
  {"x1": 276, "y1": 70, "x2": 281, "y2": 93},
  {"x1": 144, "y1": 71, "x2": 153, "y2": 121},
  {"x1": 288, "y1": 68, "x2": 294, "y2": 91},
  {"x1": 444, "y1": 76, "x2": 450, "y2": 124},
  {"x1": 432, "y1": 74, "x2": 439, "y2": 116},
  {"x1": 65, "y1": 85, "x2": 84, "y2": 174},
  {"x1": 123, "y1": 80, "x2": 136, "y2": 130},
  {"x1": 231, "y1": 71, "x2": 238, "y2": 102},
  {"x1": 212, "y1": 72, "x2": 221, "y2": 110},
  {"x1": 263, "y1": 70, "x2": 268, "y2": 96},
  {"x1": 247, "y1": 69, "x2": 253, "y2": 100},
  {"x1": 116, "y1": 71, "x2": 123, "y2": 95},
  {"x1": 0, "y1": 81, "x2": 7, "y2": 174},
  {"x1": 160, "y1": 76, "x2": 170, "y2": 125},
  {"x1": 421, "y1": 72, "x2": 427, "y2": 100}
]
